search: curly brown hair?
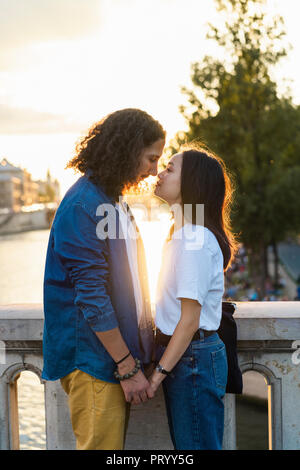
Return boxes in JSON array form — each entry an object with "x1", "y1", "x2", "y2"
[{"x1": 66, "y1": 108, "x2": 166, "y2": 200}]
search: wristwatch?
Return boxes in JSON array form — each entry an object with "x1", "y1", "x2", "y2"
[{"x1": 155, "y1": 363, "x2": 173, "y2": 376}]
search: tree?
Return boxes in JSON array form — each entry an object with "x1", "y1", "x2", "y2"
[{"x1": 170, "y1": 0, "x2": 300, "y2": 299}]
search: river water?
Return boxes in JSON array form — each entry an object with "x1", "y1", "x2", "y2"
[
  {"x1": 0, "y1": 229, "x2": 49, "y2": 305},
  {"x1": 0, "y1": 211, "x2": 171, "y2": 305}
]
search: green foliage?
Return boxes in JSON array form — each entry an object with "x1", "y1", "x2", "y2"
[{"x1": 171, "y1": 0, "x2": 300, "y2": 252}]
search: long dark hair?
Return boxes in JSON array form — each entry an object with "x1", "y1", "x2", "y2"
[
  {"x1": 67, "y1": 108, "x2": 166, "y2": 201},
  {"x1": 180, "y1": 145, "x2": 240, "y2": 271}
]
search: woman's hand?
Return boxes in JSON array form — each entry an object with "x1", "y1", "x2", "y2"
[
  {"x1": 147, "y1": 298, "x2": 201, "y2": 398},
  {"x1": 146, "y1": 370, "x2": 164, "y2": 397}
]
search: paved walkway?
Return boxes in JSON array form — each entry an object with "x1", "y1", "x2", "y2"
[{"x1": 125, "y1": 387, "x2": 173, "y2": 450}]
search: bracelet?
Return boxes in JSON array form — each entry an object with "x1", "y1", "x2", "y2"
[
  {"x1": 155, "y1": 363, "x2": 171, "y2": 376},
  {"x1": 114, "y1": 358, "x2": 141, "y2": 381},
  {"x1": 155, "y1": 363, "x2": 175, "y2": 378},
  {"x1": 115, "y1": 351, "x2": 131, "y2": 365}
]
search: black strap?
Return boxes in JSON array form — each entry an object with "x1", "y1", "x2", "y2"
[
  {"x1": 155, "y1": 328, "x2": 216, "y2": 347},
  {"x1": 115, "y1": 351, "x2": 131, "y2": 365}
]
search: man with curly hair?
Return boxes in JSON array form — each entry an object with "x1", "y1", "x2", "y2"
[{"x1": 42, "y1": 109, "x2": 166, "y2": 450}]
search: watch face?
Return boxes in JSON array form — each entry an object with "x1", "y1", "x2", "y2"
[{"x1": 156, "y1": 364, "x2": 168, "y2": 375}]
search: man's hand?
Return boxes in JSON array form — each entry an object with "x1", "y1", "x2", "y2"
[
  {"x1": 118, "y1": 356, "x2": 155, "y2": 405},
  {"x1": 95, "y1": 329, "x2": 156, "y2": 404}
]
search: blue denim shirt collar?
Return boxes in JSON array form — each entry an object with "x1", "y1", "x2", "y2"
[{"x1": 84, "y1": 169, "x2": 116, "y2": 206}]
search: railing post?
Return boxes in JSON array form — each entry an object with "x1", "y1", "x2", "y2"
[
  {"x1": 44, "y1": 380, "x2": 76, "y2": 450},
  {"x1": 0, "y1": 364, "x2": 24, "y2": 450},
  {"x1": 0, "y1": 377, "x2": 10, "y2": 449},
  {"x1": 222, "y1": 393, "x2": 236, "y2": 450},
  {"x1": 9, "y1": 374, "x2": 20, "y2": 450},
  {"x1": 276, "y1": 360, "x2": 300, "y2": 450}
]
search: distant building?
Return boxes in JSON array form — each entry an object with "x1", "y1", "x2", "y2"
[
  {"x1": 0, "y1": 173, "x2": 23, "y2": 212},
  {"x1": 0, "y1": 159, "x2": 24, "y2": 211},
  {"x1": 0, "y1": 158, "x2": 60, "y2": 211},
  {"x1": 21, "y1": 169, "x2": 39, "y2": 206},
  {"x1": 35, "y1": 169, "x2": 60, "y2": 203}
]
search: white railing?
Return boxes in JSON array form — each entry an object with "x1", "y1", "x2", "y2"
[{"x1": 0, "y1": 302, "x2": 300, "y2": 450}]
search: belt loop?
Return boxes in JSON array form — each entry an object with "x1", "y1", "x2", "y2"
[{"x1": 199, "y1": 329, "x2": 205, "y2": 341}]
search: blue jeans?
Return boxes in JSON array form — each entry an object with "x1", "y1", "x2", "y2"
[{"x1": 155, "y1": 332, "x2": 228, "y2": 450}]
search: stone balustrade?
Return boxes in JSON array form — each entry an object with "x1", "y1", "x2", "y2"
[{"x1": 0, "y1": 302, "x2": 300, "y2": 450}]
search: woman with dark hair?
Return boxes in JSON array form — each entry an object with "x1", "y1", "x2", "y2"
[{"x1": 148, "y1": 146, "x2": 239, "y2": 450}]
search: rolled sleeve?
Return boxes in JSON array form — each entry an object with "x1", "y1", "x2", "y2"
[
  {"x1": 54, "y1": 202, "x2": 119, "y2": 332},
  {"x1": 175, "y1": 242, "x2": 213, "y2": 306}
]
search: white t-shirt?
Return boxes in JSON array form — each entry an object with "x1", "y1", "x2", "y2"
[
  {"x1": 117, "y1": 202, "x2": 143, "y2": 325},
  {"x1": 155, "y1": 224, "x2": 224, "y2": 335}
]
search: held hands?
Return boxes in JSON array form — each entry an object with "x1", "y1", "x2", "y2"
[
  {"x1": 120, "y1": 369, "x2": 154, "y2": 404},
  {"x1": 118, "y1": 356, "x2": 155, "y2": 405}
]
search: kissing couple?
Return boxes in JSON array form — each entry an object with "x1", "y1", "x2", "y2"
[{"x1": 42, "y1": 108, "x2": 237, "y2": 450}]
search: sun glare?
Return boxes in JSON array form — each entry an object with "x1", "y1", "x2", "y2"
[{"x1": 132, "y1": 206, "x2": 172, "y2": 305}]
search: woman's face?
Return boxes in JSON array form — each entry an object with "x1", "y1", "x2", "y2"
[{"x1": 154, "y1": 153, "x2": 183, "y2": 205}]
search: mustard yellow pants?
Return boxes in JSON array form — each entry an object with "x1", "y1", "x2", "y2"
[{"x1": 60, "y1": 369, "x2": 130, "y2": 450}]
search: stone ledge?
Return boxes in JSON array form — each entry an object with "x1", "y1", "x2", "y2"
[
  {"x1": 237, "y1": 339, "x2": 297, "y2": 352},
  {"x1": 0, "y1": 304, "x2": 43, "y2": 319},
  {"x1": 1, "y1": 302, "x2": 300, "y2": 342}
]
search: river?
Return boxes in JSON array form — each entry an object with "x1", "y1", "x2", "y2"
[
  {"x1": 0, "y1": 229, "x2": 49, "y2": 305},
  {"x1": 0, "y1": 211, "x2": 171, "y2": 305}
]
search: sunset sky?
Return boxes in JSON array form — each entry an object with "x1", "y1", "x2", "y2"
[{"x1": 1, "y1": 0, "x2": 300, "y2": 196}]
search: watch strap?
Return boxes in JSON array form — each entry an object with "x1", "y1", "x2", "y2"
[{"x1": 155, "y1": 363, "x2": 173, "y2": 376}]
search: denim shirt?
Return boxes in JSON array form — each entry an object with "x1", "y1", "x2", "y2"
[{"x1": 42, "y1": 174, "x2": 151, "y2": 383}]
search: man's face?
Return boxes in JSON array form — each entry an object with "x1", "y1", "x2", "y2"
[{"x1": 136, "y1": 138, "x2": 165, "y2": 182}]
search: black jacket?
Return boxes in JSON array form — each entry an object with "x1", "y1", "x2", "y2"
[{"x1": 217, "y1": 301, "x2": 243, "y2": 394}]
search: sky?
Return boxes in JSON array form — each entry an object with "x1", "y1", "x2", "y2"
[{"x1": 1, "y1": 0, "x2": 300, "y2": 196}]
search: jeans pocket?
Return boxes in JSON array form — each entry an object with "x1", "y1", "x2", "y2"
[
  {"x1": 211, "y1": 346, "x2": 228, "y2": 392},
  {"x1": 92, "y1": 377, "x2": 108, "y2": 395}
]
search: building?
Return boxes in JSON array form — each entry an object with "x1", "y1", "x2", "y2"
[
  {"x1": 35, "y1": 169, "x2": 60, "y2": 203},
  {"x1": 0, "y1": 159, "x2": 24, "y2": 211},
  {"x1": 0, "y1": 158, "x2": 60, "y2": 211},
  {"x1": 0, "y1": 173, "x2": 23, "y2": 212}
]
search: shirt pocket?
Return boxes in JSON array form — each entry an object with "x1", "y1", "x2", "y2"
[{"x1": 211, "y1": 345, "x2": 228, "y2": 392}]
